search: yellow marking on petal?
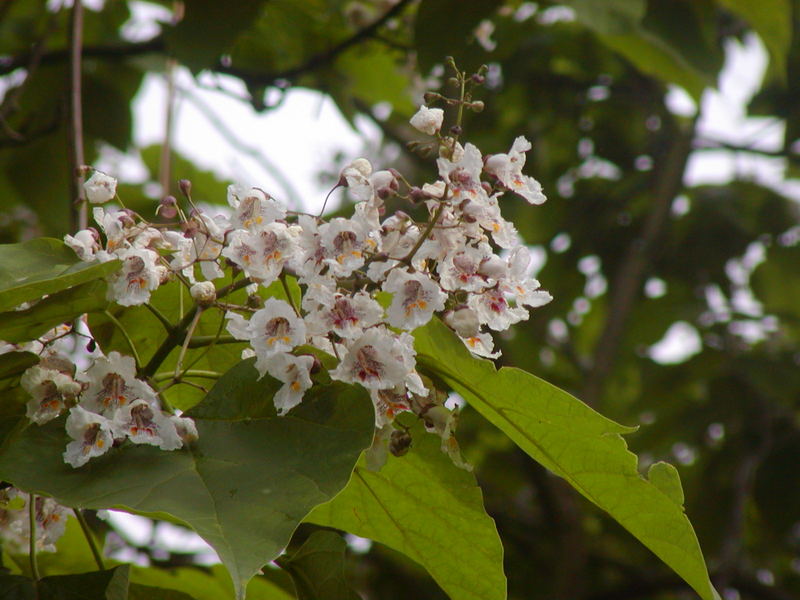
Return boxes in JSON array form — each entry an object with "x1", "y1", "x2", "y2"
[
  {"x1": 291, "y1": 381, "x2": 301, "y2": 391},
  {"x1": 96, "y1": 439, "x2": 104, "y2": 448}
]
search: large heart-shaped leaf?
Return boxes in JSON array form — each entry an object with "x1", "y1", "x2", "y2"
[
  {"x1": 308, "y1": 422, "x2": 505, "y2": 600},
  {"x1": 0, "y1": 359, "x2": 374, "y2": 599},
  {"x1": 0, "y1": 238, "x2": 118, "y2": 312},
  {"x1": 414, "y1": 318, "x2": 719, "y2": 600}
]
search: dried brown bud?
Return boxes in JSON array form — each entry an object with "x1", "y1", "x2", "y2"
[{"x1": 389, "y1": 429, "x2": 412, "y2": 457}]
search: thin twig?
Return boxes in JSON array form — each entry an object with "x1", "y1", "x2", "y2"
[
  {"x1": 73, "y1": 508, "x2": 105, "y2": 571},
  {"x1": 159, "y1": 58, "x2": 176, "y2": 198},
  {"x1": 103, "y1": 310, "x2": 142, "y2": 368},
  {"x1": 68, "y1": 0, "x2": 86, "y2": 231},
  {"x1": 28, "y1": 494, "x2": 40, "y2": 582},
  {"x1": 216, "y1": 0, "x2": 413, "y2": 87},
  {"x1": 143, "y1": 303, "x2": 174, "y2": 333},
  {"x1": 173, "y1": 308, "x2": 203, "y2": 380}
]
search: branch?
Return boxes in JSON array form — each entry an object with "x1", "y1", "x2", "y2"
[
  {"x1": 0, "y1": 37, "x2": 166, "y2": 76},
  {"x1": 694, "y1": 137, "x2": 799, "y2": 160},
  {"x1": 214, "y1": 0, "x2": 414, "y2": 87},
  {"x1": 68, "y1": 0, "x2": 87, "y2": 231},
  {"x1": 581, "y1": 115, "x2": 698, "y2": 405}
]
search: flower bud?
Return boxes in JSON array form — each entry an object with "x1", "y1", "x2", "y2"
[
  {"x1": 179, "y1": 179, "x2": 192, "y2": 198},
  {"x1": 409, "y1": 106, "x2": 444, "y2": 136},
  {"x1": 83, "y1": 171, "x2": 117, "y2": 204},
  {"x1": 190, "y1": 281, "x2": 216, "y2": 307},
  {"x1": 246, "y1": 293, "x2": 264, "y2": 309},
  {"x1": 157, "y1": 195, "x2": 178, "y2": 219},
  {"x1": 389, "y1": 429, "x2": 412, "y2": 457},
  {"x1": 469, "y1": 100, "x2": 485, "y2": 113},
  {"x1": 479, "y1": 255, "x2": 508, "y2": 279},
  {"x1": 443, "y1": 306, "x2": 480, "y2": 338}
]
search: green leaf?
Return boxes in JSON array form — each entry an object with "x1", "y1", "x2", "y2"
[
  {"x1": 647, "y1": 461, "x2": 685, "y2": 506},
  {"x1": 277, "y1": 531, "x2": 361, "y2": 600},
  {"x1": 413, "y1": 318, "x2": 719, "y2": 600},
  {"x1": 128, "y1": 583, "x2": 197, "y2": 600},
  {"x1": 308, "y1": 421, "x2": 506, "y2": 600},
  {"x1": 131, "y1": 564, "x2": 294, "y2": 600},
  {"x1": 716, "y1": 0, "x2": 791, "y2": 79},
  {"x1": 0, "y1": 352, "x2": 37, "y2": 391},
  {"x1": 0, "y1": 280, "x2": 109, "y2": 344},
  {"x1": 0, "y1": 359, "x2": 375, "y2": 600},
  {"x1": 751, "y1": 244, "x2": 800, "y2": 329},
  {"x1": 560, "y1": 0, "x2": 645, "y2": 35},
  {"x1": 414, "y1": 0, "x2": 504, "y2": 74},
  {"x1": 38, "y1": 566, "x2": 130, "y2": 600},
  {"x1": 164, "y1": 0, "x2": 269, "y2": 72},
  {"x1": 0, "y1": 238, "x2": 119, "y2": 313},
  {"x1": 0, "y1": 574, "x2": 36, "y2": 600}
]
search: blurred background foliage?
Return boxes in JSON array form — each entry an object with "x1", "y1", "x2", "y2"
[{"x1": 1, "y1": 0, "x2": 799, "y2": 599}]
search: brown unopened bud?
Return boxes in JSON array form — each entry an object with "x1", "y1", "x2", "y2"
[
  {"x1": 246, "y1": 294, "x2": 264, "y2": 309},
  {"x1": 179, "y1": 179, "x2": 192, "y2": 198},
  {"x1": 158, "y1": 195, "x2": 178, "y2": 219},
  {"x1": 423, "y1": 91, "x2": 441, "y2": 105},
  {"x1": 389, "y1": 429, "x2": 412, "y2": 457},
  {"x1": 408, "y1": 187, "x2": 429, "y2": 203},
  {"x1": 449, "y1": 125, "x2": 462, "y2": 136},
  {"x1": 471, "y1": 73, "x2": 485, "y2": 85}
]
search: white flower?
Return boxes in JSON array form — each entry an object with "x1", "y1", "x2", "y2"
[
  {"x1": 319, "y1": 218, "x2": 377, "y2": 277},
  {"x1": 22, "y1": 364, "x2": 81, "y2": 425},
  {"x1": 113, "y1": 399, "x2": 182, "y2": 450},
  {"x1": 484, "y1": 136, "x2": 547, "y2": 205},
  {"x1": 265, "y1": 352, "x2": 314, "y2": 415},
  {"x1": 330, "y1": 327, "x2": 411, "y2": 390},
  {"x1": 63, "y1": 406, "x2": 116, "y2": 468},
  {"x1": 227, "y1": 184, "x2": 286, "y2": 230},
  {"x1": 221, "y1": 223, "x2": 296, "y2": 285},
  {"x1": 0, "y1": 490, "x2": 70, "y2": 553},
  {"x1": 83, "y1": 171, "x2": 117, "y2": 204},
  {"x1": 79, "y1": 352, "x2": 158, "y2": 417},
  {"x1": 437, "y1": 142, "x2": 486, "y2": 202},
  {"x1": 468, "y1": 288, "x2": 528, "y2": 331},
  {"x1": 226, "y1": 299, "x2": 307, "y2": 378},
  {"x1": 502, "y1": 246, "x2": 553, "y2": 309},
  {"x1": 190, "y1": 281, "x2": 216, "y2": 306},
  {"x1": 443, "y1": 306, "x2": 480, "y2": 338},
  {"x1": 106, "y1": 247, "x2": 161, "y2": 306},
  {"x1": 170, "y1": 414, "x2": 199, "y2": 444},
  {"x1": 410, "y1": 106, "x2": 444, "y2": 136},
  {"x1": 188, "y1": 212, "x2": 229, "y2": 280},
  {"x1": 340, "y1": 158, "x2": 374, "y2": 202},
  {"x1": 370, "y1": 387, "x2": 411, "y2": 428},
  {"x1": 64, "y1": 229, "x2": 99, "y2": 262},
  {"x1": 438, "y1": 244, "x2": 494, "y2": 292},
  {"x1": 303, "y1": 285, "x2": 384, "y2": 339},
  {"x1": 460, "y1": 331, "x2": 501, "y2": 359},
  {"x1": 383, "y1": 268, "x2": 446, "y2": 330}
]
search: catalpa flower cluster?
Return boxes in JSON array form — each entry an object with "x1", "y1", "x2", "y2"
[
  {"x1": 20, "y1": 350, "x2": 196, "y2": 468},
  {"x1": 0, "y1": 486, "x2": 69, "y2": 553},
  {"x1": 36, "y1": 91, "x2": 552, "y2": 468}
]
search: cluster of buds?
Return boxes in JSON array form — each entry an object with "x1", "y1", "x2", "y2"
[{"x1": 20, "y1": 65, "x2": 551, "y2": 471}]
